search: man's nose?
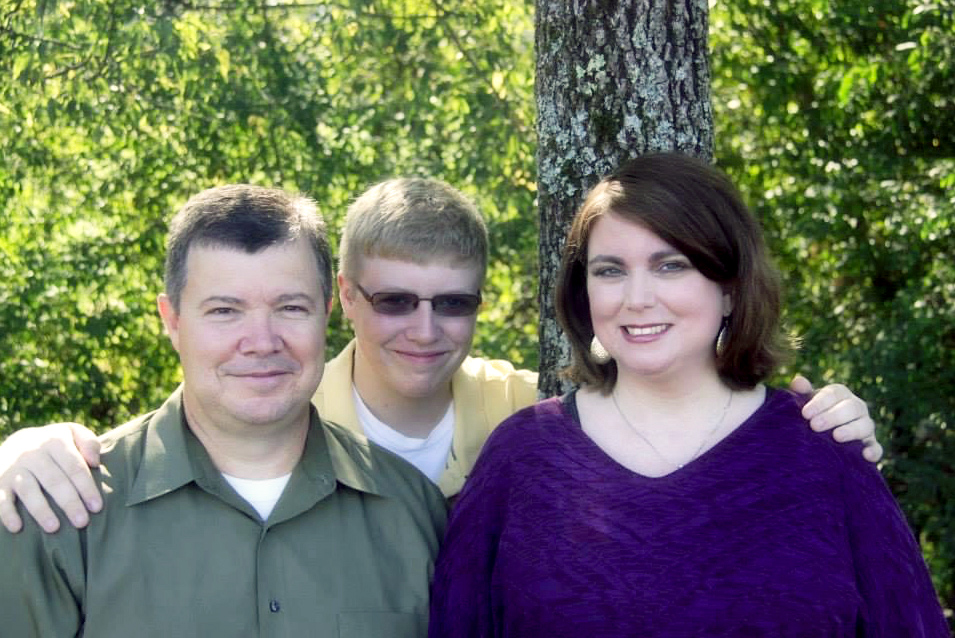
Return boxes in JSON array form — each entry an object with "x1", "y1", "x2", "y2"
[
  {"x1": 405, "y1": 301, "x2": 441, "y2": 341},
  {"x1": 239, "y1": 312, "x2": 283, "y2": 354}
]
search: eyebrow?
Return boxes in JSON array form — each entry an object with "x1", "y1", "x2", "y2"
[
  {"x1": 199, "y1": 295, "x2": 243, "y2": 306},
  {"x1": 587, "y1": 254, "x2": 625, "y2": 265},
  {"x1": 587, "y1": 249, "x2": 684, "y2": 265},
  {"x1": 199, "y1": 293, "x2": 318, "y2": 306},
  {"x1": 274, "y1": 293, "x2": 318, "y2": 306}
]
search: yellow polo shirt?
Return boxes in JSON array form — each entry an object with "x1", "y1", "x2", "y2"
[{"x1": 312, "y1": 340, "x2": 539, "y2": 497}]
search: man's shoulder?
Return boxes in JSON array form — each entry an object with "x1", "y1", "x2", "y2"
[
  {"x1": 455, "y1": 356, "x2": 538, "y2": 412},
  {"x1": 318, "y1": 418, "x2": 446, "y2": 505},
  {"x1": 85, "y1": 411, "x2": 161, "y2": 487},
  {"x1": 94, "y1": 392, "x2": 186, "y2": 497},
  {"x1": 98, "y1": 411, "x2": 154, "y2": 452},
  {"x1": 458, "y1": 355, "x2": 538, "y2": 385}
]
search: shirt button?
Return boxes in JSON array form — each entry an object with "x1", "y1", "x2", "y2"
[{"x1": 269, "y1": 599, "x2": 281, "y2": 613}]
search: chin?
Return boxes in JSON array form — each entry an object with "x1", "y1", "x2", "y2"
[
  {"x1": 231, "y1": 398, "x2": 306, "y2": 426},
  {"x1": 398, "y1": 376, "x2": 450, "y2": 399}
]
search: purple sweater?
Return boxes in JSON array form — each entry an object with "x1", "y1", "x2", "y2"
[{"x1": 429, "y1": 389, "x2": 948, "y2": 637}]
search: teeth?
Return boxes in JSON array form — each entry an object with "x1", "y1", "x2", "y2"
[{"x1": 625, "y1": 325, "x2": 667, "y2": 336}]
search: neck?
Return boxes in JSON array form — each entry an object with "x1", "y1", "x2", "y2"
[
  {"x1": 352, "y1": 352, "x2": 453, "y2": 438},
  {"x1": 610, "y1": 368, "x2": 732, "y2": 428},
  {"x1": 182, "y1": 397, "x2": 309, "y2": 479}
]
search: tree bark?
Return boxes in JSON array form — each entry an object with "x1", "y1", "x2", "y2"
[{"x1": 535, "y1": 0, "x2": 714, "y2": 396}]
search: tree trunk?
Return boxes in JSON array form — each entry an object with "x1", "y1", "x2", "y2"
[{"x1": 535, "y1": 0, "x2": 714, "y2": 397}]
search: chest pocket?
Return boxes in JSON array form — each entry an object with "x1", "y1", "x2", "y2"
[{"x1": 337, "y1": 611, "x2": 426, "y2": 637}]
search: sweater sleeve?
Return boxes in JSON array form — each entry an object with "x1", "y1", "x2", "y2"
[
  {"x1": 429, "y1": 415, "x2": 520, "y2": 638},
  {"x1": 838, "y1": 444, "x2": 949, "y2": 636}
]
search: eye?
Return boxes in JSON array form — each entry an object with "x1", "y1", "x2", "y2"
[
  {"x1": 657, "y1": 260, "x2": 692, "y2": 274},
  {"x1": 207, "y1": 307, "x2": 236, "y2": 316},
  {"x1": 280, "y1": 304, "x2": 310, "y2": 314},
  {"x1": 432, "y1": 294, "x2": 482, "y2": 317},
  {"x1": 591, "y1": 265, "x2": 624, "y2": 278},
  {"x1": 371, "y1": 293, "x2": 418, "y2": 315}
]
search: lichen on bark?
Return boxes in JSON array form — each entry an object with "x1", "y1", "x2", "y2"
[{"x1": 535, "y1": 0, "x2": 714, "y2": 396}]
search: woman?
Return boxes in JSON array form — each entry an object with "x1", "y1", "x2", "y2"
[{"x1": 428, "y1": 153, "x2": 947, "y2": 636}]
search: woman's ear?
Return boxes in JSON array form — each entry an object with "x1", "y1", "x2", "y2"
[{"x1": 722, "y1": 292, "x2": 733, "y2": 317}]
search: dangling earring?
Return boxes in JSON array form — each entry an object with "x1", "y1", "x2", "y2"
[
  {"x1": 590, "y1": 336, "x2": 611, "y2": 364},
  {"x1": 715, "y1": 319, "x2": 729, "y2": 358}
]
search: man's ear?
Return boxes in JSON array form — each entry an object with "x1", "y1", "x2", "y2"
[
  {"x1": 157, "y1": 293, "x2": 182, "y2": 353},
  {"x1": 337, "y1": 272, "x2": 355, "y2": 320}
]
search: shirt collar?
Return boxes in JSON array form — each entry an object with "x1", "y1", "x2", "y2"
[
  {"x1": 126, "y1": 386, "x2": 197, "y2": 506},
  {"x1": 126, "y1": 385, "x2": 384, "y2": 509}
]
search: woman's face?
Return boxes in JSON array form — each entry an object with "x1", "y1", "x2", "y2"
[{"x1": 585, "y1": 212, "x2": 730, "y2": 383}]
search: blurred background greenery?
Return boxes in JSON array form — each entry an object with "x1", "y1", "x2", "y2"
[{"x1": 1, "y1": 0, "x2": 952, "y2": 620}]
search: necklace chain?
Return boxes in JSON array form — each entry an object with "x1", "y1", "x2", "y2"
[{"x1": 610, "y1": 387, "x2": 734, "y2": 470}]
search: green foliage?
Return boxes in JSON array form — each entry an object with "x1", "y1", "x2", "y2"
[
  {"x1": 2, "y1": 0, "x2": 952, "y2": 620},
  {"x1": 0, "y1": 0, "x2": 538, "y2": 433},
  {"x1": 711, "y1": 0, "x2": 955, "y2": 614}
]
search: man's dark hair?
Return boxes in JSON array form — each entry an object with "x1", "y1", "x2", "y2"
[{"x1": 165, "y1": 184, "x2": 333, "y2": 310}]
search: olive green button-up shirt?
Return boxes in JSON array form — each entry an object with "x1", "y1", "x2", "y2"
[{"x1": 0, "y1": 388, "x2": 447, "y2": 638}]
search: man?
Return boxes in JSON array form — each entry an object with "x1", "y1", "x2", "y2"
[
  {"x1": 0, "y1": 185, "x2": 446, "y2": 636},
  {"x1": 0, "y1": 178, "x2": 880, "y2": 532}
]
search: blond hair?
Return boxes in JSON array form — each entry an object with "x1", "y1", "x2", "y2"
[{"x1": 339, "y1": 178, "x2": 488, "y2": 281}]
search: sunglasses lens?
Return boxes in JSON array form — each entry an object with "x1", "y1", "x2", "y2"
[
  {"x1": 432, "y1": 294, "x2": 481, "y2": 317},
  {"x1": 370, "y1": 293, "x2": 419, "y2": 315}
]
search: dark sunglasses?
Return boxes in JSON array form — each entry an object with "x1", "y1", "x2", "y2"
[{"x1": 353, "y1": 283, "x2": 482, "y2": 317}]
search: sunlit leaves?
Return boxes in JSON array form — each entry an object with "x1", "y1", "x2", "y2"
[
  {"x1": 711, "y1": 0, "x2": 955, "y2": 610},
  {"x1": 1, "y1": 0, "x2": 537, "y2": 435}
]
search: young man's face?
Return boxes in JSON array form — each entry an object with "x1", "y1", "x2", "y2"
[
  {"x1": 339, "y1": 256, "x2": 482, "y2": 407},
  {"x1": 158, "y1": 239, "x2": 329, "y2": 435}
]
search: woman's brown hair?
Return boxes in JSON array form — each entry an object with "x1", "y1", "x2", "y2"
[{"x1": 555, "y1": 152, "x2": 787, "y2": 393}]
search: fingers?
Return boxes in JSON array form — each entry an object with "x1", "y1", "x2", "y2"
[
  {"x1": 5, "y1": 466, "x2": 64, "y2": 533},
  {"x1": 862, "y1": 437, "x2": 884, "y2": 463},
  {"x1": 0, "y1": 424, "x2": 102, "y2": 533},
  {"x1": 0, "y1": 486, "x2": 25, "y2": 534},
  {"x1": 828, "y1": 414, "x2": 876, "y2": 443},
  {"x1": 28, "y1": 434, "x2": 101, "y2": 527},
  {"x1": 70, "y1": 422, "x2": 102, "y2": 468},
  {"x1": 799, "y1": 382, "x2": 883, "y2": 464},
  {"x1": 801, "y1": 383, "x2": 867, "y2": 432}
]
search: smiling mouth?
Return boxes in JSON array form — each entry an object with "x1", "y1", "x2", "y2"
[
  {"x1": 394, "y1": 350, "x2": 447, "y2": 362},
  {"x1": 228, "y1": 369, "x2": 295, "y2": 380},
  {"x1": 624, "y1": 325, "x2": 668, "y2": 336}
]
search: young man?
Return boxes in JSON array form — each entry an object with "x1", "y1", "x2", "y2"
[
  {"x1": 0, "y1": 185, "x2": 445, "y2": 636},
  {"x1": 0, "y1": 178, "x2": 880, "y2": 532}
]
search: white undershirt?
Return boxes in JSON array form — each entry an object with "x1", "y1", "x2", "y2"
[
  {"x1": 352, "y1": 385, "x2": 454, "y2": 483},
  {"x1": 222, "y1": 472, "x2": 292, "y2": 521}
]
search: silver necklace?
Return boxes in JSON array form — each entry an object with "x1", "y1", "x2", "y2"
[{"x1": 610, "y1": 387, "x2": 734, "y2": 470}]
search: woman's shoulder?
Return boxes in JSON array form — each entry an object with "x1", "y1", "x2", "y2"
[
  {"x1": 753, "y1": 387, "x2": 868, "y2": 470},
  {"x1": 478, "y1": 396, "x2": 573, "y2": 458}
]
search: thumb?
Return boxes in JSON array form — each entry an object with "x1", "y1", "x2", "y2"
[{"x1": 789, "y1": 374, "x2": 815, "y2": 396}]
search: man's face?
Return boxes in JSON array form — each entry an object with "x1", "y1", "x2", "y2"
[
  {"x1": 158, "y1": 239, "x2": 329, "y2": 433},
  {"x1": 339, "y1": 256, "x2": 482, "y2": 406}
]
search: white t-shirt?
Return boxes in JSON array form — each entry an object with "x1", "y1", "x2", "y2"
[
  {"x1": 352, "y1": 385, "x2": 454, "y2": 483},
  {"x1": 222, "y1": 472, "x2": 292, "y2": 521}
]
